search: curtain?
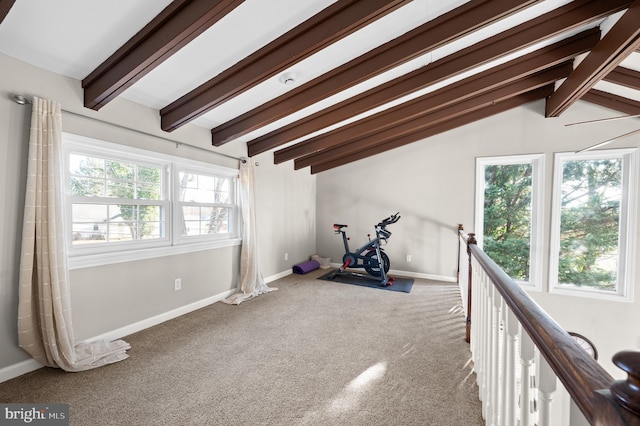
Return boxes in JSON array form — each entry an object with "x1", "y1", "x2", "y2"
[
  {"x1": 17, "y1": 97, "x2": 130, "y2": 371},
  {"x1": 223, "y1": 159, "x2": 275, "y2": 305}
]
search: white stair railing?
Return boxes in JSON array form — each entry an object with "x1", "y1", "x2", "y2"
[{"x1": 457, "y1": 227, "x2": 640, "y2": 426}]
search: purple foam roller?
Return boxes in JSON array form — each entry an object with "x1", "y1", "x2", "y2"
[{"x1": 292, "y1": 260, "x2": 320, "y2": 274}]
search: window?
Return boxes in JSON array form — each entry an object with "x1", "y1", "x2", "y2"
[
  {"x1": 549, "y1": 149, "x2": 637, "y2": 300},
  {"x1": 63, "y1": 133, "x2": 239, "y2": 268},
  {"x1": 69, "y1": 153, "x2": 168, "y2": 247},
  {"x1": 175, "y1": 169, "x2": 236, "y2": 241},
  {"x1": 475, "y1": 154, "x2": 544, "y2": 289}
]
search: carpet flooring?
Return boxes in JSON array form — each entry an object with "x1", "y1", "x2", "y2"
[{"x1": 0, "y1": 269, "x2": 483, "y2": 425}]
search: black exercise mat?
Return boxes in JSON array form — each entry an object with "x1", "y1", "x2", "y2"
[{"x1": 317, "y1": 269, "x2": 413, "y2": 293}]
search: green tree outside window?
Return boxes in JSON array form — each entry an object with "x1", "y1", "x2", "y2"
[
  {"x1": 70, "y1": 154, "x2": 162, "y2": 242},
  {"x1": 558, "y1": 159, "x2": 621, "y2": 291},
  {"x1": 483, "y1": 163, "x2": 533, "y2": 281}
]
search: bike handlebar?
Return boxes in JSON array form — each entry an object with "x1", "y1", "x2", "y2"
[
  {"x1": 378, "y1": 212, "x2": 400, "y2": 228},
  {"x1": 333, "y1": 213, "x2": 399, "y2": 237}
]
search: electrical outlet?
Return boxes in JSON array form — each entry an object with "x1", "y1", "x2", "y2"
[
  {"x1": 174, "y1": 278, "x2": 182, "y2": 291},
  {"x1": 284, "y1": 252, "x2": 289, "y2": 261},
  {"x1": 406, "y1": 254, "x2": 412, "y2": 262}
]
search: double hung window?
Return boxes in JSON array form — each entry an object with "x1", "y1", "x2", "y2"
[
  {"x1": 68, "y1": 152, "x2": 168, "y2": 248},
  {"x1": 176, "y1": 169, "x2": 235, "y2": 241},
  {"x1": 63, "y1": 133, "x2": 239, "y2": 267}
]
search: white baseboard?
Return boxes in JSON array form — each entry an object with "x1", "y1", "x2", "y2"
[
  {"x1": 0, "y1": 358, "x2": 43, "y2": 384},
  {"x1": 84, "y1": 288, "x2": 237, "y2": 344},
  {"x1": 389, "y1": 268, "x2": 456, "y2": 283},
  {"x1": 0, "y1": 288, "x2": 236, "y2": 384},
  {"x1": 264, "y1": 269, "x2": 292, "y2": 284},
  {"x1": 329, "y1": 262, "x2": 456, "y2": 283}
]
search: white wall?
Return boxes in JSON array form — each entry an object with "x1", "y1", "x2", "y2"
[
  {"x1": 253, "y1": 155, "x2": 317, "y2": 273},
  {"x1": 316, "y1": 99, "x2": 640, "y2": 378},
  {"x1": 0, "y1": 53, "x2": 316, "y2": 377}
]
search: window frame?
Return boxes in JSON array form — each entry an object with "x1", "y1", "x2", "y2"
[
  {"x1": 173, "y1": 163, "x2": 239, "y2": 245},
  {"x1": 548, "y1": 148, "x2": 638, "y2": 301},
  {"x1": 475, "y1": 154, "x2": 545, "y2": 291},
  {"x1": 65, "y1": 140, "x2": 171, "y2": 253},
  {"x1": 63, "y1": 133, "x2": 240, "y2": 269}
]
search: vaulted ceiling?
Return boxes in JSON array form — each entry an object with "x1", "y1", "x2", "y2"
[{"x1": 1, "y1": 0, "x2": 639, "y2": 173}]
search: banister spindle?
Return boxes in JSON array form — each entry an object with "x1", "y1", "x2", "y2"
[
  {"x1": 478, "y1": 265, "x2": 489, "y2": 412},
  {"x1": 610, "y1": 351, "x2": 640, "y2": 416},
  {"x1": 503, "y1": 308, "x2": 518, "y2": 426},
  {"x1": 488, "y1": 287, "x2": 503, "y2": 425},
  {"x1": 519, "y1": 332, "x2": 535, "y2": 426},
  {"x1": 536, "y1": 354, "x2": 558, "y2": 426}
]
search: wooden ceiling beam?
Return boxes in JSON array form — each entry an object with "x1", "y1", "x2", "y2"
[
  {"x1": 296, "y1": 69, "x2": 566, "y2": 170},
  {"x1": 278, "y1": 40, "x2": 578, "y2": 164},
  {"x1": 82, "y1": 0, "x2": 244, "y2": 111},
  {"x1": 286, "y1": 63, "x2": 570, "y2": 165},
  {"x1": 160, "y1": 0, "x2": 410, "y2": 132},
  {"x1": 603, "y1": 66, "x2": 640, "y2": 90},
  {"x1": 213, "y1": 0, "x2": 541, "y2": 147},
  {"x1": 0, "y1": 0, "x2": 16, "y2": 25},
  {"x1": 264, "y1": 27, "x2": 600, "y2": 163},
  {"x1": 250, "y1": 0, "x2": 634, "y2": 156},
  {"x1": 581, "y1": 88, "x2": 640, "y2": 115},
  {"x1": 546, "y1": 0, "x2": 640, "y2": 117},
  {"x1": 309, "y1": 87, "x2": 553, "y2": 174}
]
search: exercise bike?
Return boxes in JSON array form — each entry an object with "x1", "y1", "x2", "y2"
[{"x1": 332, "y1": 212, "x2": 400, "y2": 286}]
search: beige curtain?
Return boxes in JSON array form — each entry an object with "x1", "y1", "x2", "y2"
[
  {"x1": 223, "y1": 159, "x2": 275, "y2": 305},
  {"x1": 17, "y1": 97, "x2": 130, "y2": 371}
]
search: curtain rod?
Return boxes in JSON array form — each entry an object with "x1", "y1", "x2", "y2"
[{"x1": 12, "y1": 94, "x2": 245, "y2": 163}]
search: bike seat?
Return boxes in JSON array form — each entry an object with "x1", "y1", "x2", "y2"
[{"x1": 333, "y1": 224, "x2": 347, "y2": 230}]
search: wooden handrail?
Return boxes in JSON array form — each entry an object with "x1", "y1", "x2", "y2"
[{"x1": 458, "y1": 227, "x2": 640, "y2": 425}]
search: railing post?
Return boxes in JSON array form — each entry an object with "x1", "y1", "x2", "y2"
[
  {"x1": 611, "y1": 351, "x2": 640, "y2": 416},
  {"x1": 466, "y1": 232, "x2": 476, "y2": 344},
  {"x1": 457, "y1": 224, "x2": 463, "y2": 284}
]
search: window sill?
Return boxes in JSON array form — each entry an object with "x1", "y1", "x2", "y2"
[
  {"x1": 68, "y1": 238, "x2": 242, "y2": 270},
  {"x1": 549, "y1": 286, "x2": 633, "y2": 303}
]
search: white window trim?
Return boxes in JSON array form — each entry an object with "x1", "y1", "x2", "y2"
[
  {"x1": 63, "y1": 132, "x2": 240, "y2": 270},
  {"x1": 173, "y1": 163, "x2": 239, "y2": 245},
  {"x1": 548, "y1": 148, "x2": 638, "y2": 302},
  {"x1": 475, "y1": 154, "x2": 545, "y2": 291},
  {"x1": 68, "y1": 238, "x2": 241, "y2": 270}
]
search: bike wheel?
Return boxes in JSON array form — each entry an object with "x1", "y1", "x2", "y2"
[
  {"x1": 568, "y1": 332, "x2": 598, "y2": 360},
  {"x1": 364, "y1": 250, "x2": 390, "y2": 277}
]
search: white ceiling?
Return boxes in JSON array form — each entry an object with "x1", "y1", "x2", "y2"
[{"x1": 1, "y1": 0, "x2": 639, "y2": 153}]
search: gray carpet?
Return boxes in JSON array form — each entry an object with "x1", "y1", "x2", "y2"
[{"x1": 0, "y1": 269, "x2": 483, "y2": 425}]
